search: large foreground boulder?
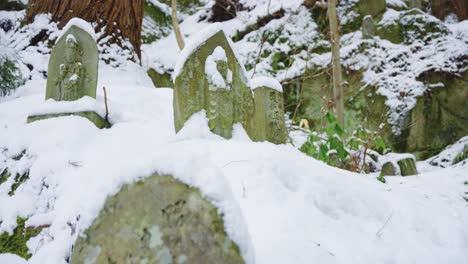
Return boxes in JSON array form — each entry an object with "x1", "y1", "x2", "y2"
[{"x1": 71, "y1": 175, "x2": 244, "y2": 264}]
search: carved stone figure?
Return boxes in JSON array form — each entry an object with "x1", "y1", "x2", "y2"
[{"x1": 46, "y1": 24, "x2": 98, "y2": 101}]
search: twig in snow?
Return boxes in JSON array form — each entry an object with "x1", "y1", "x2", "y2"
[
  {"x1": 68, "y1": 160, "x2": 82, "y2": 167},
  {"x1": 376, "y1": 210, "x2": 394, "y2": 237},
  {"x1": 103, "y1": 86, "x2": 109, "y2": 123},
  {"x1": 221, "y1": 160, "x2": 250, "y2": 168}
]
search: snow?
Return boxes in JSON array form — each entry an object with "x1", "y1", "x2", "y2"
[
  {"x1": 386, "y1": 0, "x2": 408, "y2": 8},
  {"x1": 249, "y1": 76, "x2": 283, "y2": 92},
  {"x1": 205, "y1": 46, "x2": 230, "y2": 90},
  {"x1": 1, "y1": 3, "x2": 468, "y2": 264},
  {"x1": 0, "y1": 56, "x2": 467, "y2": 264},
  {"x1": 56, "y1": 18, "x2": 96, "y2": 43},
  {"x1": 173, "y1": 23, "x2": 225, "y2": 80},
  {"x1": 0, "y1": 253, "x2": 28, "y2": 264}
]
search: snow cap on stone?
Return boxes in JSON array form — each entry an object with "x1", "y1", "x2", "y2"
[
  {"x1": 249, "y1": 76, "x2": 283, "y2": 92},
  {"x1": 56, "y1": 18, "x2": 96, "y2": 44}
]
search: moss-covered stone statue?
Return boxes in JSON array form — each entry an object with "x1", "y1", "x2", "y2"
[
  {"x1": 46, "y1": 24, "x2": 98, "y2": 101},
  {"x1": 71, "y1": 175, "x2": 245, "y2": 264},
  {"x1": 27, "y1": 20, "x2": 109, "y2": 129},
  {"x1": 174, "y1": 27, "x2": 287, "y2": 144}
]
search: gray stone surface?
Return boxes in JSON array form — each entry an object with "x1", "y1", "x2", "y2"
[
  {"x1": 46, "y1": 25, "x2": 98, "y2": 101},
  {"x1": 251, "y1": 86, "x2": 287, "y2": 144},
  {"x1": 362, "y1": 15, "x2": 375, "y2": 39},
  {"x1": 71, "y1": 175, "x2": 244, "y2": 264}
]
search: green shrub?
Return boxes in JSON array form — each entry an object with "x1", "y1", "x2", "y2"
[
  {"x1": 300, "y1": 111, "x2": 390, "y2": 173},
  {"x1": 452, "y1": 145, "x2": 468, "y2": 165},
  {"x1": 0, "y1": 218, "x2": 42, "y2": 259},
  {"x1": 0, "y1": 57, "x2": 23, "y2": 97}
]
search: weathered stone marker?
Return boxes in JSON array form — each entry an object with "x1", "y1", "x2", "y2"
[
  {"x1": 250, "y1": 77, "x2": 288, "y2": 144},
  {"x1": 71, "y1": 175, "x2": 244, "y2": 264},
  {"x1": 46, "y1": 25, "x2": 98, "y2": 101},
  {"x1": 362, "y1": 15, "x2": 375, "y2": 39},
  {"x1": 173, "y1": 27, "x2": 287, "y2": 143},
  {"x1": 27, "y1": 19, "x2": 109, "y2": 128}
]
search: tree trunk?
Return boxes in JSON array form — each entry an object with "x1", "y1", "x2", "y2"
[
  {"x1": 328, "y1": 0, "x2": 344, "y2": 127},
  {"x1": 171, "y1": 0, "x2": 185, "y2": 50},
  {"x1": 25, "y1": 0, "x2": 144, "y2": 60},
  {"x1": 431, "y1": 0, "x2": 468, "y2": 21}
]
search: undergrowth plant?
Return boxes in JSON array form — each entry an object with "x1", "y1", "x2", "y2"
[
  {"x1": 0, "y1": 56, "x2": 23, "y2": 97},
  {"x1": 300, "y1": 111, "x2": 390, "y2": 174}
]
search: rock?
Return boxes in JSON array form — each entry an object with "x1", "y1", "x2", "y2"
[
  {"x1": 397, "y1": 157, "x2": 418, "y2": 176},
  {"x1": 147, "y1": 68, "x2": 174, "y2": 88},
  {"x1": 380, "y1": 154, "x2": 418, "y2": 176},
  {"x1": 401, "y1": 70, "x2": 468, "y2": 160},
  {"x1": 174, "y1": 29, "x2": 253, "y2": 139},
  {"x1": 381, "y1": 161, "x2": 397, "y2": 176},
  {"x1": 377, "y1": 9, "x2": 448, "y2": 44},
  {"x1": 361, "y1": 15, "x2": 376, "y2": 39},
  {"x1": 356, "y1": 0, "x2": 386, "y2": 17},
  {"x1": 46, "y1": 24, "x2": 98, "y2": 101},
  {"x1": 404, "y1": 0, "x2": 423, "y2": 9},
  {"x1": 250, "y1": 78, "x2": 288, "y2": 144},
  {"x1": 174, "y1": 27, "x2": 287, "y2": 144},
  {"x1": 27, "y1": 111, "x2": 110, "y2": 129},
  {"x1": 71, "y1": 175, "x2": 244, "y2": 264}
]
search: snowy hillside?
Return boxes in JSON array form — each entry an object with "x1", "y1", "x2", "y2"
[
  {"x1": 1, "y1": 0, "x2": 468, "y2": 263},
  {"x1": 0, "y1": 59, "x2": 467, "y2": 263}
]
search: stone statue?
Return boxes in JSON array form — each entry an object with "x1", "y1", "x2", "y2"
[
  {"x1": 46, "y1": 24, "x2": 98, "y2": 101},
  {"x1": 362, "y1": 15, "x2": 376, "y2": 39},
  {"x1": 28, "y1": 20, "x2": 109, "y2": 129}
]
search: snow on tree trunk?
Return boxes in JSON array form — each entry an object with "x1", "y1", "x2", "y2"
[{"x1": 25, "y1": 0, "x2": 144, "y2": 61}]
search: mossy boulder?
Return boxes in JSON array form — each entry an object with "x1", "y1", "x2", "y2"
[
  {"x1": 377, "y1": 9, "x2": 448, "y2": 44},
  {"x1": 381, "y1": 161, "x2": 397, "y2": 176},
  {"x1": 380, "y1": 154, "x2": 417, "y2": 176},
  {"x1": 27, "y1": 111, "x2": 111, "y2": 129},
  {"x1": 356, "y1": 0, "x2": 386, "y2": 18},
  {"x1": 147, "y1": 68, "x2": 174, "y2": 88},
  {"x1": 399, "y1": 70, "x2": 468, "y2": 160},
  {"x1": 397, "y1": 157, "x2": 417, "y2": 176},
  {"x1": 71, "y1": 175, "x2": 244, "y2": 264}
]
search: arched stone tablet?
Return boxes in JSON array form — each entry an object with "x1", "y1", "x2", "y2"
[{"x1": 46, "y1": 25, "x2": 98, "y2": 101}]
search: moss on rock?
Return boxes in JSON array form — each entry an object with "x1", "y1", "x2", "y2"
[
  {"x1": 71, "y1": 174, "x2": 244, "y2": 263},
  {"x1": 147, "y1": 68, "x2": 174, "y2": 88},
  {"x1": 27, "y1": 111, "x2": 111, "y2": 129}
]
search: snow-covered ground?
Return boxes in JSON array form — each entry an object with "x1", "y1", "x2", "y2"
[
  {"x1": 1, "y1": 2, "x2": 468, "y2": 263},
  {"x1": 0, "y1": 58, "x2": 467, "y2": 263}
]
